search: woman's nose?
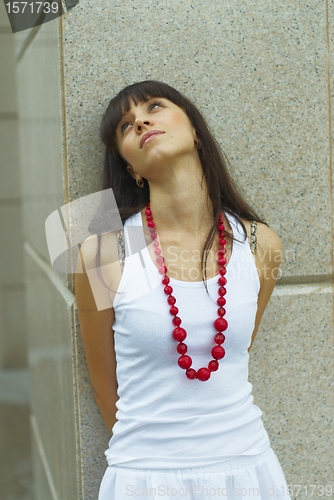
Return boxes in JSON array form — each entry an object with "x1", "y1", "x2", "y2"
[{"x1": 135, "y1": 117, "x2": 151, "y2": 132}]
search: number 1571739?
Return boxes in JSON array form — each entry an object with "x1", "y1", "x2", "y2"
[{"x1": 5, "y1": 2, "x2": 59, "y2": 14}]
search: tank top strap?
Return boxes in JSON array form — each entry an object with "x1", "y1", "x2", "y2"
[{"x1": 224, "y1": 212, "x2": 260, "y2": 292}]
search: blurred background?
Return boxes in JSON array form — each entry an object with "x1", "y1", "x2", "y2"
[{"x1": 0, "y1": 2, "x2": 32, "y2": 499}]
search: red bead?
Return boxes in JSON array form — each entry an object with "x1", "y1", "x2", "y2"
[
  {"x1": 197, "y1": 367, "x2": 211, "y2": 381},
  {"x1": 208, "y1": 360, "x2": 219, "y2": 372},
  {"x1": 170, "y1": 306, "x2": 179, "y2": 315},
  {"x1": 177, "y1": 342, "x2": 187, "y2": 354},
  {"x1": 218, "y1": 276, "x2": 227, "y2": 286},
  {"x1": 211, "y1": 345, "x2": 226, "y2": 359},
  {"x1": 148, "y1": 221, "x2": 154, "y2": 228},
  {"x1": 218, "y1": 224, "x2": 225, "y2": 232},
  {"x1": 156, "y1": 256, "x2": 164, "y2": 265},
  {"x1": 217, "y1": 296, "x2": 226, "y2": 306},
  {"x1": 153, "y1": 240, "x2": 159, "y2": 247},
  {"x1": 214, "y1": 333, "x2": 226, "y2": 344},
  {"x1": 167, "y1": 295, "x2": 176, "y2": 305},
  {"x1": 214, "y1": 318, "x2": 228, "y2": 332},
  {"x1": 178, "y1": 355, "x2": 192, "y2": 369},
  {"x1": 172, "y1": 316, "x2": 182, "y2": 326},
  {"x1": 164, "y1": 285, "x2": 173, "y2": 295},
  {"x1": 186, "y1": 368, "x2": 197, "y2": 379},
  {"x1": 219, "y1": 238, "x2": 227, "y2": 246},
  {"x1": 218, "y1": 287, "x2": 227, "y2": 297},
  {"x1": 149, "y1": 227, "x2": 156, "y2": 233},
  {"x1": 145, "y1": 208, "x2": 151, "y2": 216},
  {"x1": 218, "y1": 256, "x2": 227, "y2": 266},
  {"x1": 161, "y1": 275, "x2": 170, "y2": 285},
  {"x1": 159, "y1": 265, "x2": 168, "y2": 274},
  {"x1": 218, "y1": 267, "x2": 227, "y2": 276},
  {"x1": 154, "y1": 248, "x2": 162, "y2": 255},
  {"x1": 151, "y1": 232, "x2": 158, "y2": 240},
  {"x1": 218, "y1": 248, "x2": 226, "y2": 256},
  {"x1": 217, "y1": 307, "x2": 226, "y2": 317},
  {"x1": 173, "y1": 327, "x2": 187, "y2": 341}
]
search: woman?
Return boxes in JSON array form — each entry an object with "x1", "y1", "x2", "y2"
[{"x1": 75, "y1": 81, "x2": 290, "y2": 499}]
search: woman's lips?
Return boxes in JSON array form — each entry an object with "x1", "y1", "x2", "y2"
[{"x1": 140, "y1": 131, "x2": 165, "y2": 149}]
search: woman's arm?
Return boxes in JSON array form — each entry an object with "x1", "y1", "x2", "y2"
[
  {"x1": 75, "y1": 233, "x2": 121, "y2": 434},
  {"x1": 248, "y1": 222, "x2": 283, "y2": 350}
]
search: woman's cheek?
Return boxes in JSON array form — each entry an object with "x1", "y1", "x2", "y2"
[{"x1": 121, "y1": 143, "x2": 132, "y2": 163}]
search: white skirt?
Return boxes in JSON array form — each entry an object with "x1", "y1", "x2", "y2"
[{"x1": 98, "y1": 447, "x2": 291, "y2": 500}]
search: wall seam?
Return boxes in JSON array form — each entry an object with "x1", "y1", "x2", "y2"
[
  {"x1": 71, "y1": 303, "x2": 84, "y2": 500},
  {"x1": 58, "y1": 14, "x2": 70, "y2": 207},
  {"x1": 57, "y1": 15, "x2": 74, "y2": 295},
  {"x1": 327, "y1": 0, "x2": 334, "y2": 273},
  {"x1": 326, "y1": 0, "x2": 334, "y2": 348}
]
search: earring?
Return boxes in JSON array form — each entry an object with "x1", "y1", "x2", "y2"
[{"x1": 136, "y1": 178, "x2": 144, "y2": 188}]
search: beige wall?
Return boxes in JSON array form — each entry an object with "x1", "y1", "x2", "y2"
[
  {"x1": 0, "y1": 0, "x2": 25, "y2": 369},
  {"x1": 14, "y1": 9, "x2": 81, "y2": 500},
  {"x1": 0, "y1": 3, "x2": 32, "y2": 499},
  {"x1": 15, "y1": 1, "x2": 334, "y2": 499}
]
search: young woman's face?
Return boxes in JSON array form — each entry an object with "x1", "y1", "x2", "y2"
[{"x1": 115, "y1": 97, "x2": 198, "y2": 181}]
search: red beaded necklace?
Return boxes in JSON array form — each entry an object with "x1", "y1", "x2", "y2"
[{"x1": 144, "y1": 203, "x2": 229, "y2": 382}]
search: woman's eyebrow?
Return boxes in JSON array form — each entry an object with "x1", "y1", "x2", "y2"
[
  {"x1": 117, "y1": 109, "x2": 134, "y2": 129},
  {"x1": 117, "y1": 97, "x2": 163, "y2": 126}
]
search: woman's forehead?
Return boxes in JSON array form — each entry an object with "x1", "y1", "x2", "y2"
[
  {"x1": 120, "y1": 95, "x2": 149, "y2": 114},
  {"x1": 117, "y1": 96, "x2": 174, "y2": 124},
  {"x1": 120, "y1": 94, "x2": 166, "y2": 114}
]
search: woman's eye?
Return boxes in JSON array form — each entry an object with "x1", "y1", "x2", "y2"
[
  {"x1": 121, "y1": 122, "x2": 131, "y2": 132},
  {"x1": 149, "y1": 102, "x2": 161, "y2": 111}
]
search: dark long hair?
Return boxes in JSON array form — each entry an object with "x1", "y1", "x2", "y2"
[{"x1": 95, "y1": 80, "x2": 265, "y2": 282}]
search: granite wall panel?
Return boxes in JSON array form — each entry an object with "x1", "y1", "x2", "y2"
[
  {"x1": 62, "y1": 0, "x2": 331, "y2": 280},
  {"x1": 249, "y1": 284, "x2": 334, "y2": 493}
]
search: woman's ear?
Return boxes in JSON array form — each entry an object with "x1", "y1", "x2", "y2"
[
  {"x1": 126, "y1": 165, "x2": 136, "y2": 180},
  {"x1": 126, "y1": 165, "x2": 144, "y2": 186},
  {"x1": 194, "y1": 136, "x2": 201, "y2": 150}
]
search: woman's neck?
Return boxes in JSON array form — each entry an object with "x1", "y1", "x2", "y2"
[{"x1": 146, "y1": 166, "x2": 214, "y2": 235}]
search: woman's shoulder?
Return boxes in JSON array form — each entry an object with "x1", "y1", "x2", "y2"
[
  {"x1": 241, "y1": 218, "x2": 281, "y2": 246},
  {"x1": 255, "y1": 222, "x2": 282, "y2": 259},
  {"x1": 241, "y1": 218, "x2": 283, "y2": 269},
  {"x1": 78, "y1": 231, "x2": 121, "y2": 271},
  {"x1": 76, "y1": 231, "x2": 123, "y2": 311}
]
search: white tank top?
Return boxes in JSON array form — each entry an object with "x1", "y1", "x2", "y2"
[{"x1": 105, "y1": 212, "x2": 270, "y2": 468}]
